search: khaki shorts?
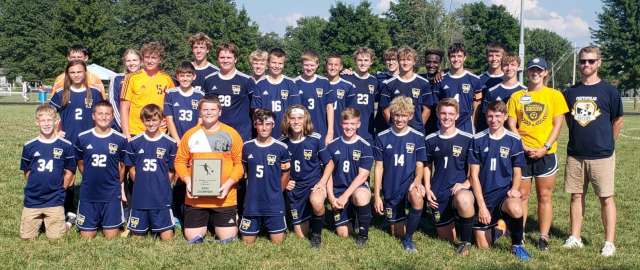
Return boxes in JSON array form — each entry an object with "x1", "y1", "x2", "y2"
[
  {"x1": 20, "y1": 206, "x2": 65, "y2": 240},
  {"x1": 564, "y1": 154, "x2": 615, "y2": 197}
]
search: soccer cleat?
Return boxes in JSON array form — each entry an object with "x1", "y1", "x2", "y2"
[
  {"x1": 355, "y1": 236, "x2": 368, "y2": 248},
  {"x1": 601, "y1": 242, "x2": 616, "y2": 257},
  {"x1": 187, "y1": 235, "x2": 204, "y2": 245},
  {"x1": 65, "y1": 212, "x2": 77, "y2": 230},
  {"x1": 456, "y1": 242, "x2": 472, "y2": 256},
  {"x1": 511, "y1": 245, "x2": 531, "y2": 261},
  {"x1": 563, "y1": 236, "x2": 584, "y2": 249},
  {"x1": 536, "y1": 237, "x2": 549, "y2": 251},
  {"x1": 402, "y1": 238, "x2": 417, "y2": 253},
  {"x1": 310, "y1": 233, "x2": 322, "y2": 249}
]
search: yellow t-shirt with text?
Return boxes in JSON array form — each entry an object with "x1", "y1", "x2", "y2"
[{"x1": 122, "y1": 70, "x2": 174, "y2": 135}]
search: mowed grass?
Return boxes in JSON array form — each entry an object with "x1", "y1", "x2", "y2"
[{"x1": 0, "y1": 104, "x2": 639, "y2": 270}]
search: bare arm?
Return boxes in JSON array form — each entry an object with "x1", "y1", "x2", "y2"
[
  {"x1": 544, "y1": 115, "x2": 565, "y2": 148},
  {"x1": 373, "y1": 161, "x2": 383, "y2": 200},
  {"x1": 165, "y1": 116, "x2": 181, "y2": 141},
  {"x1": 325, "y1": 103, "x2": 334, "y2": 145},
  {"x1": 613, "y1": 116, "x2": 624, "y2": 140},
  {"x1": 77, "y1": 160, "x2": 84, "y2": 174},
  {"x1": 469, "y1": 164, "x2": 486, "y2": 209},
  {"x1": 280, "y1": 162, "x2": 291, "y2": 191},
  {"x1": 421, "y1": 106, "x2": 430, "y2": 126},
  {"x1": 383, "y1": 107, "x2": 391, "y2": 123},
  {"x1": 63, "y1": 169, "x2": 75, "y2": 189},
  {"x1": 120, "y1": 100, "x2": 132, "y2": 139}
]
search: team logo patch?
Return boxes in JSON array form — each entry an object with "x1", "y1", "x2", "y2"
[
  {"x1": 368, "y1": 84, "x2": 375, "y2": 94},
  {"x1": 406, "y1": 143, "x2": 415, "y2": 154},
  {"x1": 267, "y1": 154, "x2": 277, "y2": 165},
  {"x1": 572, "y1": 99, "x2": 601, "y2": 127},
  {"x1": 281, "y1": 89, "x2": 289, "y2": 100},
  {"x1": 411, "y1": 88, "x2": 420, "y2": 98},
  {"x1": 232, "y1": 84, "x2": 241, "y2": 95},
  {"x1": 303, "y1": 149, "x2": 313, "y2": 160},
  {"x1": 334, "y1": 212, "x2": 342, "y2": 222},
  {"x1": 316, "y1": 88, "x2": 324, "y2": 98},
  {"x1": 52, "y1": 148, "x2": 63, "y2": 159},
  {"x1": 352, "y1": 150, "x2": 361, "y2": 161},
  {"x1": 76, "y1": 214, "x2": 85, "y2": 226},
  {"x1": 385, "y1": 208, "x2": 393, "y2": 220},
  {"x1": 129, "y1": 217, "x2": 140, "y2": 228},
  {"x1": 432, "y1": 209, "x2": 441, "y2": 222},
  {"x1": 336, "y1": 89, "x2": 345, "y2": 99},
  {"x1": 156, "y1": 148, "x2": 166, "y2": 159},
  {"x1": 191, "y1": 99, "x2": 198, "y2": 110},
  {"x1": 523, "y1": 102, "x2": 546, "y2": 124},
  {"x1": 240, "y1": 218, "x2": 251, "y2": 230},
  {"x1": 462, "y1": 84, "x2": 471, "y2": 93},
  {"x1": 108, "y1": 143, "x2": 118, "y2": 154},
  {"x1": 84, "y1": 98, "x2": 93, "y2": 109},
  {"x1": 452, "y1": 145, "x2": 462, "y2": 157},
  {"x1": 500, "y1": 146, "x2": 510, "y2": 158},
  {"x1": 291, "y1": 209, "x2": 299, "y2": 220}
]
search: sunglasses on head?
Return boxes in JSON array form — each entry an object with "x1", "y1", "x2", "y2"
[{"x1": 579, "y1": 59, "x2": 598, "y2": 65}]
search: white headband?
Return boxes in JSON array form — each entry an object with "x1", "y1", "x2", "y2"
[
  {"x1": 255, "y1": 117, "x2": 275, "y2": 124},
  {"x1": 290, "y1": 108, "x2": 305, "y2": 117}
]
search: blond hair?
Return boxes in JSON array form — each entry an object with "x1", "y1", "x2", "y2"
[
  {"x1": 281, "y1": 105, "x2": 314, "y2": 138},
  {"x1": 436, "y1": 98, "x2": 459, "y2": 114},
  {"x1": 341, "y1": 107, "x2": 360, "y2": 121},
  {"x1": 249, "y1": 49, "x2": 268, "y2": 62},
  {"x1": 579, "y1": 46, "x2": 601, "y2": 59},
  {"x1": 397, "y1": 46, "x2": 417, "y2": 61},
  {"x1": 35, "y1": 104, "x2": 57, "y2": 120},
  {"x1": 389, "y1": 96, "x2": 415, "y2": 116}
]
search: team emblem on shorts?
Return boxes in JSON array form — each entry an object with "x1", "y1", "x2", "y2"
[
  {"x1": 108, "y1": 143, "x2": 118, "y2": 154},
  {"x1": 352, "y1": 150, "x2": 361, "y2": 161},
  {"x1": 411, "y1": 88, "x2": 420, "y2": 98},
  {"x1": 432, "y1": 209, "x2": 441, "y2": 222},
  {"x1": 291, "y1": 209, "x2": 299, "y2": 220},
  {"x1": 281, "y1": 89, "x2": 289, "y2": 100},
  {"x1": 52, "y1": 148, "x2": 63, "y2": 159},
  {"x1": 462, "y1": 84, "x2": 471, "y2": 93},
  {"x1": 368, "y1": 84, "x2": 375, "y2": 94},
  {"x1": 405, "y1": 143, "x2": 415, "y2": 154},
  {"x1": 303, "y1": 149, "x2": 313, "y2": 160},
  {"x1": 266, "y1": 154, "x2": 277, "y2": 165},
  {"x1": 240, "y1": 218, "x2": 251, "y2": 230},
  {"x1": 316, "y1": 88, "x2": 324, "y2": 97},
  {"x1": 129, "y1": 217, "x2": 140, "y2": 228},
  {"x1": 232, "y1": 85, "x2": 241, "y2": 95},
  {"x1": 452, "y1": 145, "x2": 462, "y2": 157},
  {"x1": 572, "y1": 99, "x2": 601, "y2": 127},
  {"x1": 334, "y1": 212, "x2": 341, "y2": 222},
  {"x1": 76, "y1": 214, "x2": 85, "y2": 226},
  {"x1": 336, "y1": 89, "x2": 345, "y2": 99},
  {"x1": 191, "y1": 99, "x2": 198, "y2": 109},
  {"x1": 524, "y1": 102, "x2": 546, "y2": 124},
  {"x1": 156, "y1": 148, "x2": 166, "y2": 159},
  {"x1": 385, "y1": 208, "x2": 393, "y2": 219},
  {"x1": 500, "y1": 146, "x2": 510, "y2": 158}
]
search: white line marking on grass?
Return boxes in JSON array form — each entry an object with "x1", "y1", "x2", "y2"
[{"x1": 620, "y1": 128, "x2": 640, "y2": 140}]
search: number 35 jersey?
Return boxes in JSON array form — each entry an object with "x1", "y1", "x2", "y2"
[
  {"x1": 125, "y1": 133, "x2": 177, "y2": 209},
  {"x1": 424, "y1": 129, "x2": 473, "y2": 198}
]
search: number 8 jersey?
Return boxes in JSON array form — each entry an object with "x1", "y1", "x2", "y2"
[
  {"x1": 321, "y1": 136, "x2": 374, "y2": 197},
  {"x1": 424, "y1": 129, "x2": 473, "y2": 199}
]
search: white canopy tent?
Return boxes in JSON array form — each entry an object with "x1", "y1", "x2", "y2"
[{"x1": 87, "y1": 63, "x2": 118, "y2": 81}]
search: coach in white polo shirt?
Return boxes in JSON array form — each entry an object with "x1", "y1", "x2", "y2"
[{"x1": 562, "y1": 46, "x2": 624, "y2": 257}]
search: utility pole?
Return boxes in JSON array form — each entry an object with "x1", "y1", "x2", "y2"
[
  {"x1": 518, "y1": 0, "x2": 525, "y2": 83},
  {"x1": 572, "y1": 42, "x2": 577, "y2": 86}
]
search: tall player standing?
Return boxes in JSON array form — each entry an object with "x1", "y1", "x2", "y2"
[
  {"x1": 188, "y1": 32, "x2": 219, "y2": 91},
  {"x1": 325, "y1": 54, "x2": 355, "y2": 139},
  {"x1": 476, "y1": 43, "x2": 506, "y2": 131},
  {"x1": 108, "y1": 49, "x2": 141, "y2": 132},
  {"x1": 295, "y1": 50, "x2": 335, "y2": 144},
  {"x1": 343, "y1": 47, "x2": 379, "y2": 144}
]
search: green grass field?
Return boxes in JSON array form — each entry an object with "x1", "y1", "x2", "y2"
[{"x1": 0, "y1": 104, "x2": 638, "y2": 269}]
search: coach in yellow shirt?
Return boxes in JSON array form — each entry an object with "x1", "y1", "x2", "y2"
[
  {"x1": 120, "y1": 42, "x2": 175, "y2": 138},
  {"x1": 507, "y1": 57, "x2": 568, "y2": 252}
]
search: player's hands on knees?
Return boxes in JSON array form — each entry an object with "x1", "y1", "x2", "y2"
[
  {"x1": 311, "y1": 182, "x2": 325, "y2": 193},
  {"x1": 478, "y1": 206, "x2": 491, "y2": 225},
  {"x1": 217, "y1": 180, "x2": 234, "y2": 199},
  {"x1": 450, "y1": 182, "x2": 469, "y2": 195},
  {"x1": 409, "y1": 182, "x2": 426, "y2": 197},
  {"x1": 329, "y1": 197, "x2": 341, "y2": 210},
  {"x1": 286, "y1": 180, "x2": 296, "y2": 191},
  {"x1": 373, "y1": 196, "x2": 384, "y2": 215},
  {"x1": 507, "y1": 188, "x2": 521, "y2": 198},
  {"x1": 426, "y1": 190, "x2": 438, "y2": 208}
]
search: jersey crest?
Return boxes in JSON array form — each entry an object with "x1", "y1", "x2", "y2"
[
  {"x1": 452, "y1": 145, "x2": 462, "y2": 157},
  {"x1": 53, "y1": 148, "x2": 63, "y2": 159},
  {"x1": 84, "y1": 98, "x2": 93, "y2": 108},
  {"x1": 232, "y1": 84, "x2": 241, "y2": 95},
  {"x1": 266, "y1": 154, "x2": 277, "y2": 165},
  {"x1": 316, "y1": 88, "x2": 324, "y2": 97},
  {"x1": 303, "y1": 149, "x2": 313, "y2": 160},
  {"x1": 368, "y1": 84, "x2": 375, "y2": 94},
  {"x1": 336, "y1": 89, "x2": 345, "y2": 99},
  {"x1": 352, "y1": 150, "x2": 361, "y2": 161},
  {"x1": 156, "y1": 147, "x2": 166, "y2": 159},
  {"x1": 281, "y1": 89, "x2": 289, "y2": 100},
  {"x1": 406, "y1": 143, "x2": 415, "y2": 154},
  {"x1": 191, "y1": 99, "x2": 198, "y2": 109},
  {"x1": 571, "y1": 99, "x2": 601, "y2": 127},
  {"x1": 462, "y1": 84, "x2": 471, "y2": 93},
  {"x1": 500, "y1": 146, "x2": 510, "y2": 158},
  {"x1": 411, "y1": 88, "x2": 420, "y2": 98},
  {"x1": 108, "y1": 143, "x2": 118, "y2": 154}
]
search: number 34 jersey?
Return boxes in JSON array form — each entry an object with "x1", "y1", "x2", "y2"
[{"x1": 125, "y1": 133, "x2": 177, "y2": 209}]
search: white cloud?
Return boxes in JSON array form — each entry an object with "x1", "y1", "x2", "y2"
[{"x1": 375, "y1": 0, "x2": 395, "y2": 13}]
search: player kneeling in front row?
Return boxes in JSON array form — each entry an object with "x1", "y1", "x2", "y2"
[
  {"x1": 320, "y1": 108, "x2": 373, "y2": 248},
  {"x1": 74, "y1": 101, "x2": 127, "y2": 239},
  {"x1": 240, "y1": 109, "x2": 291, "y2": 244},
  {"x1": 281, "y1": 105, "x2": 328, "y2": 248},
  {"x1": 424, "y1": 98, "x2": 476, "y2": 256},
  {"x1": 373, "y1": 96, "x2": 426, "y2": 252},
  {"x1": 125, "y1": 104, "x2": 177, "y2": 240},
  {"x1": 469, "y1": 101, "x2": 530, "y2": 261}
]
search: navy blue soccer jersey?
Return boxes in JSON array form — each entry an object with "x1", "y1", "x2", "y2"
[
  {"x1": 479, "y1": 72, "x2": 504, "y2": 96},
  {"x1": 424, "y1": 129, "x2": 473, "y2": 198},
  {"x1": 281, "y1": 132, "x2": 326, "y2": 189},
  {"x1": 344, "y1": 73, "x2": 380, "y2": 142},
  {"x1": 482, "y1": 83, "x2": 526, "y2": 113},
  {"x1": 374, "y1": 128, "x2": 427, "y2": 205},
  {"x1": 329, "y1": 78, "x2": 356, "y2": 138},
  {"x1": 163, "y1": 87, "x2": 204, "y2": 138},
  {"x1": 469, "y1": 129, "x2": 525, "y2": 207},
  {"x1": 321, "y1": 136, "x2": 373, "y2": 197},
  {"x1": 203, "y1": 70, "x2": 256, "y2": 141},
  {"x1": 20, "y1": 137, "x2": 76, "y2": 208},
  {"x1": 436, "y1": 71, "x2": 483, "y2": 132},
  {"x1": 379, "y1": 74, "x2": 434, "y2": 133},
  {"x1": 125, "y1": 134, "x2": 177, "y2": 209},
  {"x1": 295, "y1": 75, "x2": 334, "y2": 137},
  {"x1": 108, "y1": 74, "x2": 125, "y2": 131},
  {"x1": 49, "y1": 87, "x2": 104, "y2": 141},
  {"x1": 75, "y1": 128, "x2": 128, "y2": 203},
  {"x1": 192, "y1": 63, "x2": 219, "y2": 91},
  {"x1": 252, "y1": 76, "x2": 301, "y2": 139},
  {"x1": 242, "y1": 138, "x2": 291, "y2": 216},
  {"x1": 374, "y1": 71, "x2": 395, "y2": 133}
]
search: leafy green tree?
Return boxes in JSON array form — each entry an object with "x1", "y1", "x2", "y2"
[
  {"x1": 283, "y1": 16, "x2": 328, "y2": 75},
  {"x1": 525, "y1": 28, "x2": 573, "y2": 89}
]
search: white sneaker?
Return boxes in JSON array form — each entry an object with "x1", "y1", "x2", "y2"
[
  {"x1": 65, "y1": 212, "x2": 77, "y2": 230},
  {"x1": 601, "y1": 242, "x2": 616, "y2": 257},
  {"x1": 563, "y1": 235, "x2": 584, "y2": 249}
]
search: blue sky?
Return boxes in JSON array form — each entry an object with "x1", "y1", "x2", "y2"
[{"x1": 235, "y1": 0, "x2": 602, "y2": 47}]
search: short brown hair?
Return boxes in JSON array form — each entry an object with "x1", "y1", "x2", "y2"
[
  {"x1": 353, "y1": 47, "x2": 375, "y2": 61},
  {"x1": 341, "y1": 107, "x2": 360, "y2": 121},
  {"x1": 269, "y1": 48, "x2": 287, "y2": 62},
  {"x1": 93, "y1": 100, "x2": 114, "y2": 113},
  {"x1": 140, "y1": 104, "x2": 163, "y2": 121},
  {"x1": 501, "y1": 53, "x2": 520, "y2": 66},
  {"x1": 188, "y1": 32, "x2": 213, "y2": 49},
  {"x1": 175, "y1": 61, "x2": 196, "y2": 75},
  {"x1": 383, "y1": 47, "x2": 398, "y2": 61},
  {"x1": 216, "y1": 42, "x2": 238, "y2": 58},
  {"x1": 325, "y1": 53, "x2": 343, "y2": 65},
  {"x1": 198, "y1": 96, "x2": 222, "y2": 111},
  {"x1": 140, "y1": 41, "x2": 165, "y2": 59},
  {"x1": 397, "y1": 46, "x2": 416, "y2": 60},
  {"x1": 579, "y1": 46, "x2": 601, "y2": 59},
  {"x1": 487, "y1": 100, "x2": 507, "y2": 114},
  {"x1": 436, "y1": 98, "x2": 459, "y2": 114},
  {"x1": 486, "y1": 42, "x2": 505, "y2": 55},
  {"x1": 253, "y1": 108, "x2": 276, "y2": 123}
]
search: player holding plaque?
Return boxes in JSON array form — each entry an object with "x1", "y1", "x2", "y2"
[{"x1": 174, "y1": 96, "x2": 244, "y2": 244}]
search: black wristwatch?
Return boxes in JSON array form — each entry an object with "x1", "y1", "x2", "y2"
[{"x1": 544, "y1": 143, "x2": 551, "y2": 150}]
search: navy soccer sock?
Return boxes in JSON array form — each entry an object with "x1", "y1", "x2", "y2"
[
  {"x1": 356, "y1": 204, "x2": 372, "y2": 238},
  {"x1": 404, "y1": 207, "x2": 422, "y2": 241},
  {"x1": 508, "y1": 216, "x2": 524, "y2": 245},
  {"x1": 310, "y1": 214, "x2": 324, "y2": 236},
  {"x1": 455, "y1": 217, "x2": 474, "y2": 243}
]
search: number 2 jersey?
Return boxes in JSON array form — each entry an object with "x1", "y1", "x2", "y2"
[
  {"x1": 49, "y1": 87, "x2": 104, "y2": 141},
  {"x1": 321, "y1": 136, "x2": 373, "y2": 197},
  {"x1": 20, "y1": 137, "x2": 76, "y2": 208},
  {"x1": 163, "y1": 87, "x2": 205, "y2": 138},
  {"x1": 75, "y1": 128, "x2": 128, "y2": 203},
  {"x1": 424, "y1": 129, "x2": 473, "y2": 200},
  {"x1": 125, "y1": 133, "x2": 177, "y2": 209},
  {"x1": 242, "y1": 138, "x2": 291, "y2": 216}
]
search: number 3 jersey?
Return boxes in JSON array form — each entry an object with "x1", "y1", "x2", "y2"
[
  {"x1": 424, "y1": 129, "x2": 473, "y2": 199},
  {"x1": 20, "y1": 137, "x2": 76, "y2": 208},
  {"x1": 373, "y1": 128, "x2": 427, "y2": 205},
  {"x1": 242, "y1": 138, "x2": 291, "y2": 216},
  {"x1": 125, "y1": 133, "x2": 177, "y2": 209},
  {"x1": 321, "y1": 136, "x2": 373, "y2": 197},
  {"x1": 163, "y1": 87, "x2": 205, "y2": 138},
  {"x1": 75, "y1": 128, "x2": 128, "y2": 203}
]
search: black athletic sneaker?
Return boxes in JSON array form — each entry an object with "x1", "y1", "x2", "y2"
[
  {"x1": 356, "y1": 236, "x2": 368, "y2": 248},
  {"x1": 536, "y1": 237, "x2": 549, "y2": 251},
  {"x1": 310, "y1": 233, "x2": 322, "y2": 249},
  {"x1": 456, "y1": 242, "x2": 472, "y2": 256}
]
